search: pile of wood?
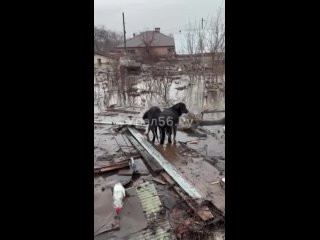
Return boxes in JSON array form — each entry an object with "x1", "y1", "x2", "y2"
[{"x1": 94, "y1": 160, "x2": 129, "y2": 174}]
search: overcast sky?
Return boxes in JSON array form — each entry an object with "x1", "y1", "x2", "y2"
[{"x1": 94, "y1": 0, "x2": 224, "y2": 37}]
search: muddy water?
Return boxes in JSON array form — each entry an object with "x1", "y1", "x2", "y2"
[
  {"x1": 94, "y1": 68, "x2": 225, "y2": 213},
  {"x1": 155, "y1": 137, "x2": 225, "y2": 212},
  {"x1": 94, "y1": 69, "x2": 225, "y2": 171},
  {"x1": 94, "y1": 73, "x2": 225, "y2": 114}
]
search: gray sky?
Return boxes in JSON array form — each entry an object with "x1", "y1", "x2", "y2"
[{"x1": 94, "y1": 0, "x2": 224, "y2": 37}]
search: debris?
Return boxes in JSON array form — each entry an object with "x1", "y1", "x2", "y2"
[
  {"x1": 181, "y1": 128, "x2": 207, "y2": 138},
  {"x1": 197, "y1": 206, "x2": 215, "y2": 221},
  {"x1": 108, "y1": 104, "x2": 117, "y2": 108},
  {"x1": 105, "y1": 108, "x2": 140, "y2": 114},
  {"x1": 94, "y1": 160, "x2": 129, "y2": 174},
  {"x1": 175, "y1": 86, "x2": 188, "y2": 90},
  {"x1": 179, "y1": 140, "x2": 198, "y2": 145},
  {"x1": 207, "y1": 85, "x2": 221, "y2": 92},
  {"x1": 177, "y1": 125, "x2": 192, "y2": 130},
  {"x1": 128, "y1": 127, "x2": 202, "y2": 199},
  {"x1": 95, "y1": 112, "x2": 119, "y2": 116},
  {"x1": 125, "y1": 132, "x2": 163, "y2": 173},
  {"x1": 94, "y1": 121, "x2": 146, "y2": 128},
  {"x1": 95, "y1": 173, "x2": 132, "y2": 190},
  {"x1": 126, "y1": 181, "x2": 174, "y2": 239},
  {"x1": 96, "y1": 154, "x2": 115, "y2": 162},
  {"x1": 202, "y1": 109, "x2": 225, "y2": 113},
  {"x1": 212, "y1": 231, "x2": 225, "y2": 240},
  {"x1": 94, "y1": 155, "x2": 141, "y2": 174},
  {"x1": 152, "y1": 178, "x2": 166, "y2": 185},
  {"x1": 128, "y1": 92, "x2": 141, "y2": 97},
  {"x1": 160, "y1": 172, "x2": 215, "y2": 222},
  {"x1": 118, "y1": 169, "x2": 134, "y2": 176},
  {"x1": 195, "y1": 118, "x2": 225, "y2": 126},
  {"x1": 175, "y1": 223, "x2": 190, "y2": 239},
  {"x1": 210, "y1": 181, "x2": 220, "y2": 185}
]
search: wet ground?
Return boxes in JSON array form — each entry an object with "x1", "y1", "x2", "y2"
[{"x1": 94, "y1": 63, "x2": 225, "y2": 238}]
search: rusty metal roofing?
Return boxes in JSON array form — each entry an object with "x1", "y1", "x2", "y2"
[{"x1": 128, "y1": 181, "x2": 175, "y2": 240}]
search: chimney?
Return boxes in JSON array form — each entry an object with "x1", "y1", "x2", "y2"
[
  {"x1": 133, "y1": 33, "x2": 136, "y2": 37},
  {"x1": 154, "y1": 27, "x2": 160, "y2": 33}
]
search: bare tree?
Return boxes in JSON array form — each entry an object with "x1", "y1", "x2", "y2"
[
  {"x1": 140, "y1": 31, "x2": 156, "y2": 58},
  {"x1": 183, "y1": 19, "x2": 208, "y2": 72},
  {"x1": 94, "y1": 26, "x2": 123, "y2": 55},
  {"x1": 207, "y1": 7, "x2": 225, "y2": 82},
  {"x1": 151, "y1": 64, "x2": 173, "y2": 105},
  {"x1": 158, "y1": 75, "x2": 172, "y2": 105}
]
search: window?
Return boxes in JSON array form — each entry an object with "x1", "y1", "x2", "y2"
[{"x1": 97, "y1": 58, "x2": 101, "y2": 65}]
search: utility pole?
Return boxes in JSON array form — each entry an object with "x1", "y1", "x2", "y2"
[
  {"x1": 122, "y1": 12, "x2": 127, "y2": 53},
  {"x1": 201, "y1": 17, "x2": 204, "y2": 30}
]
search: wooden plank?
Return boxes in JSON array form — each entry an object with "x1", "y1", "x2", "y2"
[
  {"x1": 94, "y1": 162, "x2": 129, "y2": 174},
  {"x1": 128, "y1": 127, "x2": 202, "y2": 200},
  {"x1": 94, "y1": 160, "x2": 128, "y2": 169},
  {"x1": 94, "y1": 155, "x2": 139, "y2": 167},
  {"x1": 151, "y1": 178, "x2": 166, "y2": 185},
  {"x1": 118, "y1": 169, "x2": 134, "y2": 176}
]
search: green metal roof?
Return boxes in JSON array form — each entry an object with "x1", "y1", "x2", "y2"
[{"x1": 129, "y1": 181, "x2": 175, "y2": 240}]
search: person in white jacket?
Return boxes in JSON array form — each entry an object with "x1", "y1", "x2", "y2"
[{"x1": 113, "y1": 182, "x2": 126, "y2": 214}]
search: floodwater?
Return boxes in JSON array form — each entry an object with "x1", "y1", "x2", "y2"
[
  {"x1": 94, "y1": 68, "x2": 225, "y2": 114},
  {"x1": 94, "y1": 65, "x2": 225, "y2": 213}
]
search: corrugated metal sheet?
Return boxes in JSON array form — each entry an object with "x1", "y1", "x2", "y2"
[
  {"x1": 129, "y1": 181, "x2": 175, "y2": 240},
  {"x1": 128, "y1": 127, "x2": 202, "y2": 199},
  {"x1": 136, "y1": 182, "x2": 162, "y2": 220}
]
